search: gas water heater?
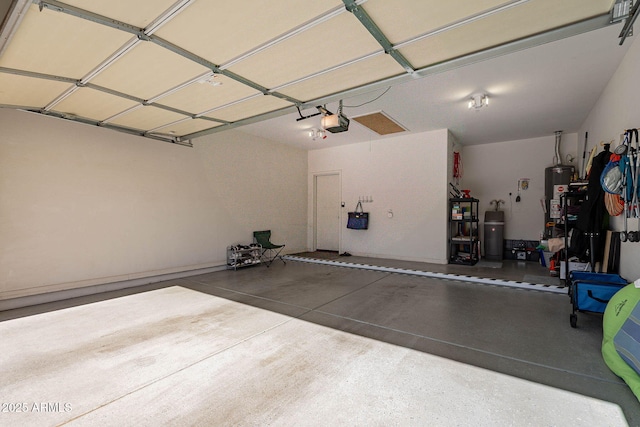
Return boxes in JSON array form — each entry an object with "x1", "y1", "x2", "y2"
[{"x1": 544, "y1": 131, "x2": 574, "y2": 237}]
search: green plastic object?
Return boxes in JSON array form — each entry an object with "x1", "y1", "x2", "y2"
[{"x1": 602, "y1": 284, "x2": 640, "y2": 401}]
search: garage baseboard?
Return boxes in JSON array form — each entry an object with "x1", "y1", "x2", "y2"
[{"x1": 0, "y1": 264, "x2": 226, "y2": 312}]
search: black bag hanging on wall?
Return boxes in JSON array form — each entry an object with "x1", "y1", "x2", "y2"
[{"x1": 347, "y1": 201, "x2": 369, "y2": 230}]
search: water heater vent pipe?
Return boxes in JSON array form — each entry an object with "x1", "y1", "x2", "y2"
[{"x1": 554, "y1": 130, "x2": 563, "y2": 166}]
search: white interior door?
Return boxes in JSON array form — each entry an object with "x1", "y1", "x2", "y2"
[{"x1": 315, "y1": 174, "x2": 340, "y2": 251}]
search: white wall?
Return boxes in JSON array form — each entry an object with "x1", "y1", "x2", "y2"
[
  {"x1": 579, "y1": 33, "x2": 640, "y2": 281},
  {"x1": 308, "y1": 129, "x2": 450, "y2": 263},
  {"x1": 462, "y1": 133, "x2": 578, "y2": 244},
  {"x1": 195, "y1": 129, "x2": 307, "y2": 252},
  {"x1": 0, "y1": 110, "x2": 307, "y2": 301}
]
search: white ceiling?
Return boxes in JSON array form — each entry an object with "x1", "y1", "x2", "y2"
[
  {"x1": 240, "y1": 22, "x2": 632, "y2": 149},
  {"x1": 0, "y1": 0, "x2": 630, "y2": 148}
]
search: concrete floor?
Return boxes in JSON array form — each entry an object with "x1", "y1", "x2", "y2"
[{"x1": 1, "y1": 255, "x2": 638, "y2": 426}]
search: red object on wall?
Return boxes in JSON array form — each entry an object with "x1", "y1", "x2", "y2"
[{"x1": 453, "y1": 151, "x2": 463, "y2": 184}]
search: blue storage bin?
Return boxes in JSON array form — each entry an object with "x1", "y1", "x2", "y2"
[
  {"x1": 575, "y1": 282, "x2": 626, "y2": 313},
  {"x1": 569, "y1": 271, "x2": 628, "y2": 286},
  {"x1": 568, "y1": 271, "x2": 629, "y2": 328}
]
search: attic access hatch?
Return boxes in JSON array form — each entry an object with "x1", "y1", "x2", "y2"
[{"x1": 352, "y1": 111, "x2": 407, "y2": 135}]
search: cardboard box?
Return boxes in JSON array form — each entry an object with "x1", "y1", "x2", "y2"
[
  {"x1": 560, "y1": 261, "x2": 590, "y2": 280},
  {"x1": 452, "y1": 205, "x2": 462, "y2": 220}
]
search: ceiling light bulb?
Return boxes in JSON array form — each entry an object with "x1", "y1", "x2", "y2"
[
  {"x1": 307, "y1": 129, "x2": 327, "y2": 141},
  {"x1": 321, "y1": 114, "x2": 339, "y2": 129},
  {"x1": 468, "y1": 93, "x2": 489, "y2": 110}
]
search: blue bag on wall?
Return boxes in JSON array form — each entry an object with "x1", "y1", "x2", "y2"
[{"x1": 347, "y1": 201, "x2": 369, "y2": 230}]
